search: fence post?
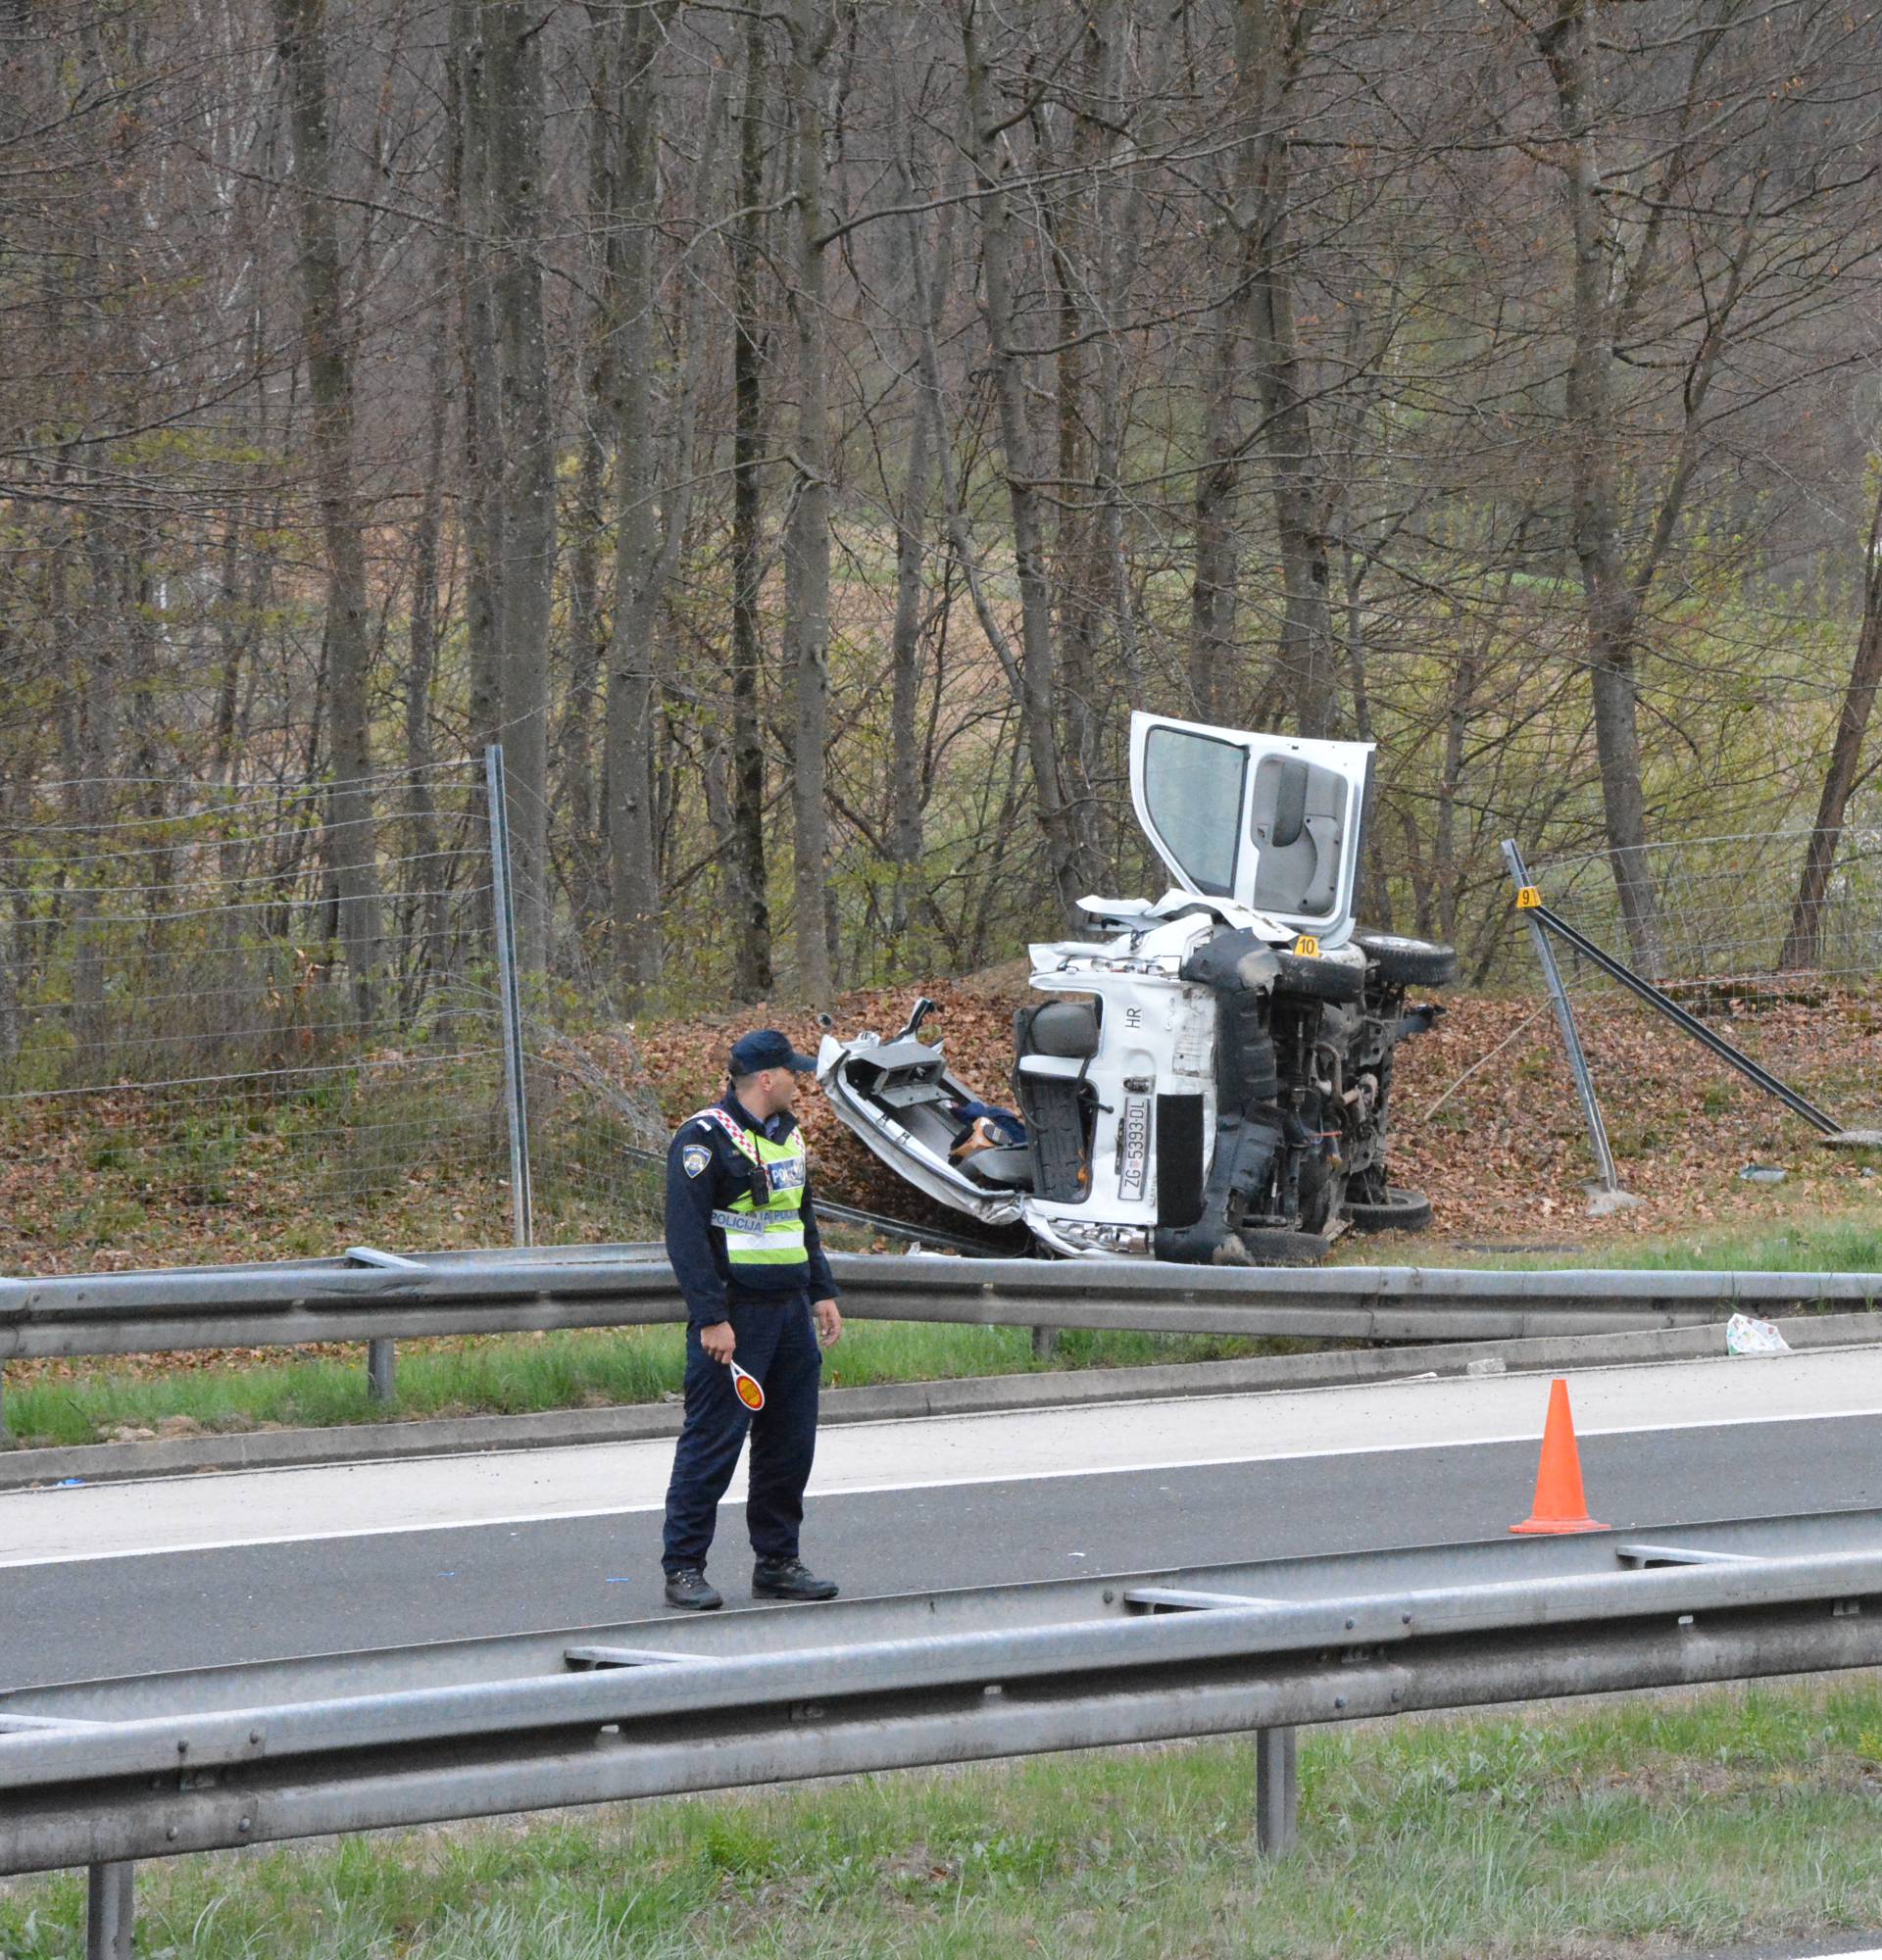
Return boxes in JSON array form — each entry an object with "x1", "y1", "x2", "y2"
[
  {"x1": 86, "y1": 1861, "x2": 135, "y2": 1959},
  {"x1": 1502, "y1": 840, "x2": 1622, "y2": 1198},
  {"x1": 485, "y1": 744, "x2": 534, "y2": 1248}
]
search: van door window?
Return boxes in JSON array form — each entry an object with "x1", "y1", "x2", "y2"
[{"x1": 1140, "y1": 725, "x2": 1247, "y2": 897}]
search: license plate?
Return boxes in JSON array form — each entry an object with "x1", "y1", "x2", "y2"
[{"x1": 1118, "y1": 1094, "x2": 1151, "y2": 1202}]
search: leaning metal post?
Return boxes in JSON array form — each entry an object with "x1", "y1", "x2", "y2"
[
  {"x1": 1503, "y1": 840, "x2": 1620, "y2": 1197},
  {"x1": 485, "y1": 745, "x2": 534, "y2": 1248},
  {"x1": 1255, "y1": 1725, "x2": 1299, "y2": 1855},
  {"x1": 86, "y1": 1861, "x2": 133, "y2": 1959}
]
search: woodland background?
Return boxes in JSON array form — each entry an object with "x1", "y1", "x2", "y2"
[{"x1": 5, "y1": 0, "x2": 1882, "y2": 1029}]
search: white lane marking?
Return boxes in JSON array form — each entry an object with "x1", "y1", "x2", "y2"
[{"x1": 3, "y1": 1348, "x2": 1882, "y2": 1576}]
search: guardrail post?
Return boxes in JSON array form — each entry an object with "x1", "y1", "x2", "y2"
[
  {"x1": 368, "y1": 1338, "x2": 396, "y2": 1402},
  {"x1": 0, "y1": 1362, "x2": 8, "y2": 1439},
  {"x1": 346, "y1": 1248, "x2": 423, "y2": 1403},
  {"x1": 1030, "y1": 1325, "x2": 1060, "y2": 1359},
  {"x1": 86, "y1": 1860, "x2": 134, "y2": 1959},
  {"x1": 1255, "y1": 1725, "x2": 1299, "y2": 1856}
]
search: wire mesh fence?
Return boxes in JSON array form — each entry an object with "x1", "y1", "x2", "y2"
[
  {"x1": 0, "y1": 760, "x2": 525, "y2": 1272},
  {"x1": 1520, "y1": 825, "x2": 1882, "y2": 1154},
  {"x1": 1529, "y1": 827, "x2": 1882, "y2": 995},
  {"x1": 497, "y1": 766, "x2": 670, "y2": 1247}
]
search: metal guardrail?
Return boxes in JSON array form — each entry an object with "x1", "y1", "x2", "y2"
[
  {"x1": 5, "y1": 1246, "x2": 1880, "y2": 1366},
  {"x1": 7, "y1": 1507, "x2": 1882, "y2": 1952},
  {"x1": 2, "y1": 1242, "x2": 1875, "y2": 1437}
]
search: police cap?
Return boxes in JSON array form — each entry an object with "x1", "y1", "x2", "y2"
[{"x1": 728, "y1": 1028, "x2": 817, "y2": 1077}]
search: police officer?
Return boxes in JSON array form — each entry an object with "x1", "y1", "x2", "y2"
[{"x1": 660, "y1": 1028, "x2": 844, "y2": 1610}]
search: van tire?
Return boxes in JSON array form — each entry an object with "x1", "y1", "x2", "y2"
[
  {"x1": 1353, "y1": 932, "x2": 1459, "y2": 988},
  {"x1": 1342, "y1": 1186, "x2": 1434, "y2": 1233}
]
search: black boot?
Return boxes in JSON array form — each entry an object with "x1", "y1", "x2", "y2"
[
  {"x1": 664, "y1": 1566, "x2": 722, "y2": 1610},
  {"x1": 752, "y1": 1557, "x2": 838, "y2": 1601}
]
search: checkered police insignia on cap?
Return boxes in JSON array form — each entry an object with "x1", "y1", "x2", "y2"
[{"x1": 682, "y1": 1144, "x2": 712, "y2": 1179}]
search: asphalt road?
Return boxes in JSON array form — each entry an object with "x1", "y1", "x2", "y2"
[{"x1": 6, "y1": 1405, "x2": 1879, "y2": 1690}]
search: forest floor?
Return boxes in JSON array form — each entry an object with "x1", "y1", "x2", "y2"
[{"x1": 633, "y1": 963, "x2": 1882, "y2": 1255}]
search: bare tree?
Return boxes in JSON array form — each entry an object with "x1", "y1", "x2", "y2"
[
  {"x1": 961, "y1": 0, "x2": 1101, "y2": 918},
  {"x1": 784, "y1": 0, "x2": 837, "y2": 1001},
  {"x1": 1782, "y1": 472, "x2": 1882, "y2": 969},
  {"x1": 272, "y1": 0, "x2": 383, "y2": 1007},
  {"x1": 487, "y1": 0, "x2": 555, "y2": 968},
  {"x1": 726, "y1": 7, "x2": 776, "y2": 1003}
]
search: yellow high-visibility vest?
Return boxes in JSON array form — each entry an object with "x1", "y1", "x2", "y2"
[{"x1": 691, "y1": 1108, "x2": 809, "y2": 1271}]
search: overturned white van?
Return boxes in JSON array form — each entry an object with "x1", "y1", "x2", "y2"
[{"x1": 817, "y1": 712, "x2": 1456, "y2": 1263}]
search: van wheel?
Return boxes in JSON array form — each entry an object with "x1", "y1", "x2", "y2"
[
  {"x1": 1341, "y1": 1186, "x2": 1434, "y2": 1233},
  {"x1": 1353, "y1": 932, "x2": 1459, "y2": 988}
]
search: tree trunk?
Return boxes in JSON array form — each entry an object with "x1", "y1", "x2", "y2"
[
  {"x1": 406, "y1": 284, "x2": 451, "y2": 1010},
  {"x1": 487, "y1": 0, "x2": 555, "y2": 972},
  {"x1": 564, "y1": 45, "x2": 610, "y2": 924},
  {"x1": 887, "y1": 155, "x2": 956, "y2": 948},
  {"x1": 68, "y1": 512, "x2": 118, "y2": 1070},
  {"x1": 1238, "y1": 0, "x2": 1337, "y2": 740},
  {"x1": 727, "y1": 10, "x2": 775, "y2": 1004},
  {"x1": 564, "y1": 408, "x2": 606, "y2": 920},
  {"x1": 1189, "y1": 310, "x2": 1244, "y2": 724},
  {"x1": 784, "y1": 0, "x2": 835, "y2": 1002},
  {"x1": 1046, "y1": 0, "x2": 1122, "y2": 870},
  {"x1": 449, "y1": 0, "x2": 505, "y2": 922},
  {"x1": 961, "y1": 0, "x2": 1097, "y2": 921},
  {"x1": 1780, "y1": 478, "x2": 1882, "y2": 971},
  {"x1": 1537, "y1": 0, "x2": 1661, "y2": 971},
  {"x1": 603, "y1": 0, "x2": 667, "y2": 1000},
  {"x1": 273, "y1": 0, "x2": 382, "y2": 1014}
]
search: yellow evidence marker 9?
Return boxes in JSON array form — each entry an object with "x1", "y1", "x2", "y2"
[
  {"x1": 728, "y1": 1358, "x2": 766, "y2": 1411},
  {"x1": 1515, "y1": 886, "x2": 1542, "y2": 909}
]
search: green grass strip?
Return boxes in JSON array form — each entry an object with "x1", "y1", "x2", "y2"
[
  {"x1": 0, "y1": 1322, "x2": 1292, "y2": 1450},
  {"x1": 1337, "y1": 1214, "x2": 1882, "y2": 1274},
  {"x1": 7, "y1": 1681, "x2": 1882, "y2": 1956}
]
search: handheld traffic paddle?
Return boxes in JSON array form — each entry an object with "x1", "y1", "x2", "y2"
[{"x1": 727, "y1": 1358, "x2": 766, "y2": 1412}]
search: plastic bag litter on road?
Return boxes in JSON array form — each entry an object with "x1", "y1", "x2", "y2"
[{"x1": 1726, "y1": 1311, "x2": 1791, "y2": 1355}]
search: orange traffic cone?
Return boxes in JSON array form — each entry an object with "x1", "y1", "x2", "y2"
[{"x1": 1511, "y1": 1377, "x2": 1607, "y2": 1535}]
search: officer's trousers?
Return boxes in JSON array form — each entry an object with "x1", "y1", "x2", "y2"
[{"x1": 662, "y1": 1290, "x2": 822, "y2": 1574}]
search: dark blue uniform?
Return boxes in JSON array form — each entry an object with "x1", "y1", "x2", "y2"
[{"x1": 661, "y1": 1093, "x2": 839, "y2": 1577}]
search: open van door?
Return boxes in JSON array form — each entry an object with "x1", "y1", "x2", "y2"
[{"x1": 1128, "y1": 711, "x2": 1373, "y2": 944}]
